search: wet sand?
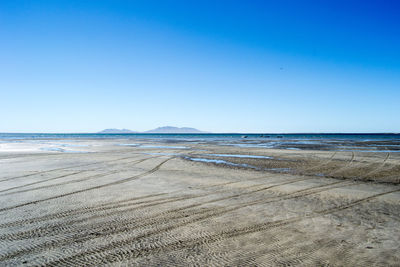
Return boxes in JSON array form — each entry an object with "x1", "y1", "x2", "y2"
[{"x1": 0, "y1": 139, "x2": 400, "y2": 266}]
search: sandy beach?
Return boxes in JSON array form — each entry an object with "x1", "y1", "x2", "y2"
[{"x1": 0, "y1": 138, "x2": 399, "y2": 266}]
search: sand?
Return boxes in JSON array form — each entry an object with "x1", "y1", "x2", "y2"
[{"x1": 0, "y1": 139, "x2": 399, "y2": 266}]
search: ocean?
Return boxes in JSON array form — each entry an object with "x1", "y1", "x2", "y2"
[
  {"x1": 0, "y1": 132, "x2": 399, "y2": 140},
  {"x1": 1, "y1": 133, "x2": 399, "y2": 152}
]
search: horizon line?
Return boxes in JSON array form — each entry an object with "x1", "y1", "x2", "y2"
[{"x1": 0, "y1": 132, "x2": 399, "y2": 135}]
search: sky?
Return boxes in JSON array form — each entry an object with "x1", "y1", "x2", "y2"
[{"x1": 1, "y1": 0, "x2": 399, "y2": 133}]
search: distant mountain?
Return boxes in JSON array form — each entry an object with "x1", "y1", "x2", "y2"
[
  {"x1": 98, "y1": 128, "x2": 137, "y2": 134},
  {"x1": 98, "y1": 126, "x2": 205, "y2": 134},
  {"x1": 145, "y1": 126, "x2": 205, "y2": 133}
]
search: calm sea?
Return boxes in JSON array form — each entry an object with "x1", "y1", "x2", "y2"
[
  {"x1": 1, "y1": 133, "x2": 399, "y2": 152},
  {"x1": 0, "y1": 133, "x2": 399, "y2": 141}
]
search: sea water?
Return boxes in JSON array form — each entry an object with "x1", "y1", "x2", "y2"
[{"x1": 0, "y1": 133, "x2": 399, "y2": 152}]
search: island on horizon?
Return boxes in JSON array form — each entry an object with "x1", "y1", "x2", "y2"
[{"x1": 98, "y1": 126, "x2": 206, "y2": 134}]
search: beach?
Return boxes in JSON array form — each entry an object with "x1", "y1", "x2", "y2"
[{"x1": 1, "y1": 136, "x2": 400, "y2": 266}]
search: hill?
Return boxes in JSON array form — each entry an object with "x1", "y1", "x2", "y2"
[{"x1": 145, "y1": 126, "x2": 205, "y2": 133}]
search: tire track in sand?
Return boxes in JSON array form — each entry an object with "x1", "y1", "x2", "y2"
[
  {"x1": 0, "y1": 156, "x2": 173, "y2": 213},
  {"x1": 0, "y1": 170, "x2": 308, "y2": 229},
  {"x1": 0, "y1": 179, "x2": 356, "y2": 262},
  {"x1": 327, "y1": 151, "x2": 355, "y2": 176},
  {"x1": 0, "y1": 153, "x2": 137, "y2": 183},
  {"x1": 0, "y1": 156, "x2": 160, "y2": 196},
  {"x1": 303, "y1": 151, "x2": 337, "y2": 172},
  {"x1": 42, "y1": 187, "x2": 400, "y2": 267},
  {"x1": 0, "y1": 175, "x2": 315, "y2": 243},
  {"x1": 363, "y1": 152, "x2": 390, "y2": 178}
]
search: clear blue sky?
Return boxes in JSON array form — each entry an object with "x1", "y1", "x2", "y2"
[{"x1": 1, "y1": 0, "x2": 399, "y2": 133}]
